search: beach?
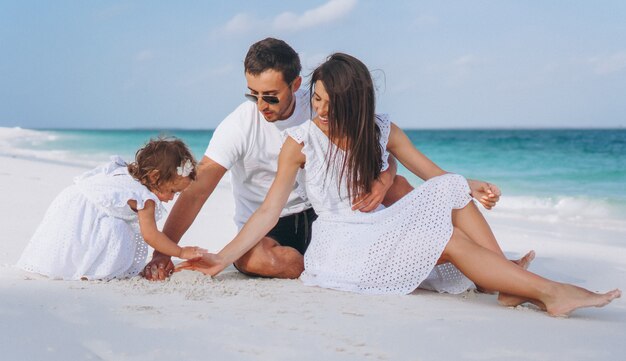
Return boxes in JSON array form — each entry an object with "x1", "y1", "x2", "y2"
[
  {"x1": 3, "y1": 0, "x2": 626, "y2": 358},
  {"x1": 1, "y1": 151, "x2": 625, "y2": 361}
]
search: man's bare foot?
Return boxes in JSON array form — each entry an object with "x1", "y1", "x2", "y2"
[{"x1": 545, "y1": 287, "x2": 621, "y2": 317}]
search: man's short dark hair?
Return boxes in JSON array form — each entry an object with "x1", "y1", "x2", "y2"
[{"x1": 244, "y1": 38, "x2": 301, "y2": 84}]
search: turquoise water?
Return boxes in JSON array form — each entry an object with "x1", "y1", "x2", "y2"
[
  {"x1": 402, "y1": 129, "x2": 626, "y2": 202},
  {"x1": 2, "y1": 127, "x2": 625, "y2": 225}
]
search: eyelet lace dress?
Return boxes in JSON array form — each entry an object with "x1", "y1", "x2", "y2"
[
  {"x1": 287, "y1": 116, "x2": 474, "y2": 295},
  {"x1": 16, "y1": 156, "x2": 165, "y2": 280}
]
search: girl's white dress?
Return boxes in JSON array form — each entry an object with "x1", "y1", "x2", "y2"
[
  {"x1": 17, "y1": 156, "x2": 165, "y2": 280},
  {"x1": 287, "y1": 116, "x2": 475, "y2": 295}
]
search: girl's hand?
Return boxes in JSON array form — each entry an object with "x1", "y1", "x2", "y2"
[
  {"x1": 179, "y1": 246, "x2": 208, "y2": 260},
  {"x1": 175, "y1": 253, "x2": 226, "y2": 276},
  {"x1": 468, "y1": 179, "x2": 501, "y2": 210}
]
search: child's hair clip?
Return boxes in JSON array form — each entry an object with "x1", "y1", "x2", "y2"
[{"x1": 176, "y1": 159, "x2": 194, "y2": 177}]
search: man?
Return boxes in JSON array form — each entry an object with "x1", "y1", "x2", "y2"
[{"x1": 143, "y1": 38, "x2": 405, "y2": 280}]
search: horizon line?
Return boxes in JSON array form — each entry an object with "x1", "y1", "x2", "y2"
[{"x1": 3, "y1": 125, "x2": 625, "y2": 132}]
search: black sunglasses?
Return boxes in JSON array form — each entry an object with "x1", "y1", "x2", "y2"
[{"x1": 244, "y1": 93, "x2": 280, "y2": 105}]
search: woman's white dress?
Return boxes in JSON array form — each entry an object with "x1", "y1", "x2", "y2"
[
  {"x1": 16, "y1": 156, "x2": 165, "y2": 280},
  {"x1": 287, "y1": 116, "x2": 474, "y2": 295}
]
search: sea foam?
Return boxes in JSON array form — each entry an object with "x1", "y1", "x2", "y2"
[
  {"x1": 0, "y1": 127, "x2": 102, "y2": 167},
  {"x1": 491, "y1": 195, "x2": 626, "y2": 231}
]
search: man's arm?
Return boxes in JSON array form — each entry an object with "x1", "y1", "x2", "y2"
[
  {"x1": 351, "y1": 156, "x2": 398, "y2": 212},
  {"x1": 143, "y1": 156, "x2": 227, "y2": 280},
  {"x1": 176, "y1": 137, "x2": 305, "y2": 276}
]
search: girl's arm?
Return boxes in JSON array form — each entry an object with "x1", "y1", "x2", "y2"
[
  {"x1": 179, "y1": 137, "x2": 306, "y2": 275},
  {"x1": 136, "y1": 201, "x2": 207, "y2": 259},
  {"x1": 386, "y1": 122, "x2": 447, "y2": 181}
]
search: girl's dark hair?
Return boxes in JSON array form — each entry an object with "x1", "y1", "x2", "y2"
[
  {"x1": 310, "y1": 53, "x2": 382, "y2": 200},
  {"x1": 127, "y1": 138, "x2": 197, "y2": 191},
  {"x1": 244, "y1": 38, "x2": 301, "y2": 84}
]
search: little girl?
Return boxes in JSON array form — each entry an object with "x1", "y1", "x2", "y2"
[{"x1": 17, "y1": 138, "x2": 206, "y2": 280}]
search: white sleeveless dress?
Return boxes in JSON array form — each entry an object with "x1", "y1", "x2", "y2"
[
  {"x1": 287, "y1": 116, "x2": 474, "y2": 295},
  {"x1": 16, "y1": 156, "x2": 165, "y2": 280}
]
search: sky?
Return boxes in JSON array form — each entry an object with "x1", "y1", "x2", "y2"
[{"x1": 1, "y1": 0, "x2": 626, "y2": 129}]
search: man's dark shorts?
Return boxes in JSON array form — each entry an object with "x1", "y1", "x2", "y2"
[
  {"x1": 233, "y1": 208, "x2": 317, "y2": 277},
  {"x1": 266, "y1": 208, "x2": 318, "y2": 255}
]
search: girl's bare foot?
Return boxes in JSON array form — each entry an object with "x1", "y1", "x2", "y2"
[{"x1": 545, "y1": 287, "x2": 621, "y2": 317}]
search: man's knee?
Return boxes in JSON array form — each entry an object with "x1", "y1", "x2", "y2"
[
  {"x1": 383, "y1": 175, "x2": 414, "y2": 206},
  {"x1": 441, "y1": 227, "x2": 472, "y2": 262},
  {"x1": 233, "y1": 241, "x2": 273, "y2": 277},
  {"x1": 233, "y1": 238, "x2": 303, "y2": 278}
]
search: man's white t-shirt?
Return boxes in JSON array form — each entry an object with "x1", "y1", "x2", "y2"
[{"x1": 205, "y1": 89, "x2": 312, "y2": 229}]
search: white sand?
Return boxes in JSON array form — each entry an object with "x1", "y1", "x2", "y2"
[{"x1": 1, "y1": 154, "x2": 625, "y2": 361}]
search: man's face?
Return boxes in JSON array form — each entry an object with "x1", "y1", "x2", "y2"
[{"x1": 245, "y1": 70, "x2": 301, "y2": 122}]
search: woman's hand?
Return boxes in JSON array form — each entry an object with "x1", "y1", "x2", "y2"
[
  {"x1": 179, "y1": 246, "x2": 209, "y2": 260},
  {"x1": 468, "y1": 179, "x2": 501, "y2": 210},
  {"x1": 175, "y1": 253, "x2": 226, "y2": 276}
]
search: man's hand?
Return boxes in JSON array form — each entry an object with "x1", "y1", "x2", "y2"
[
  {"x1": 351, "y1": 176, "x2": 393, "y2": 212},
  {"x1": 142, "y1": 254, "x2": 175, "y2": 281},
  {"x1": 175, "y1": 253, "x2": 226, "y2": 277},
  {"x1": 352, "y1": 157, "x2": 398, "y2": 212},
  {"x1": 468, "y1": 179, "x2": 501, "y2": 210}
]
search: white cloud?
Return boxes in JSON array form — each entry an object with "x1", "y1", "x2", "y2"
[
  {"x1": 220, "y1": 0, "x2": 357, "y2": 34},
  {"x1": 300, "y1": 52, "x2": 329, "y2": 73},
  {"x1": 412, "y1": 14, "x2": 439, "y2": 28},
  {"x1": 588, "y1": 51, "x2": 626, "y2": 75},
  {"x1": 273, "y1": 0, "x2": 357, "y2": 31},
  {"x1": 453, "y1": 54, "x2": 478, "y2": 67},
  {"x1": 451, "y1": 54, "x2": 483, "y2": 80},
  {"x1": 223, "y1": 13, "x2": 259, "y2": 34},
  {"x1": 178, "y1": 64, "x2": 236, "y2": 87},
  {"x1": 94, "y1": 3, "x2": 132, "y2": 21},
  {"x1": 430, "y1": 54, "x2": 485, "y2": 88},
  {"x1": 134, "y1": 50, "x2": 154, "y2": 63}
]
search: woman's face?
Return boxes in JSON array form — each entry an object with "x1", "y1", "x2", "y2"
[{"x1": 312, "y1": 80, "x2": 330, "y2": 131}]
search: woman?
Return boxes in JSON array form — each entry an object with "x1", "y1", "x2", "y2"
[{"x1": 180, "y1": 53, "x2": 620, "y2": 316}]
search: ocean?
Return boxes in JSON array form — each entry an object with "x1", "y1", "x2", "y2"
[{"x1": 1, "y1": 126, "x2": 625, "y2": 230}]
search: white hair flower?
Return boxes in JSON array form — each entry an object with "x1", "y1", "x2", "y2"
[{"x1": 176, "y1": 159, "x2": 193, "y2": 177}]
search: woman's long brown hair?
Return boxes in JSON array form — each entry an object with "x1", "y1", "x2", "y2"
[{"x1": 310, "y1": 53, "x2": 382, "y2": 201}]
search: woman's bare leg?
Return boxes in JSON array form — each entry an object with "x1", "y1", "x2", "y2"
[
  {"x1": 382, "y1": 175, "x2": 414, "y2": 207},
  {"x1": 453, "y1": 202, "x2": 536, "y2": 296},
  {"x1": 440, "y1": 228, "x2": 621, "y2": 316},
  {"x1": 452, "y1": 201, "x2": 505, "y2": 257},
  {"x1": 496, "y1": 250, "x2": 547, "y2": 310}
]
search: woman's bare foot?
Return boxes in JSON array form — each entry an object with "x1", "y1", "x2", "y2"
[
  {"x1": 498, "y1": 294, "x2": 547, "y2": 311},
  {"x1": 497, "y1": 251, "x2": 544, "y2": 308},
  {"x1": 545, "y1": 286, "x2": 621, "y2": 317},
  {"x1": 479, "y1": 250, "x2": 536, "y2": 295},
  {"x1": 512, "y1": 250, "x2": 535, "y2": 270}
]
